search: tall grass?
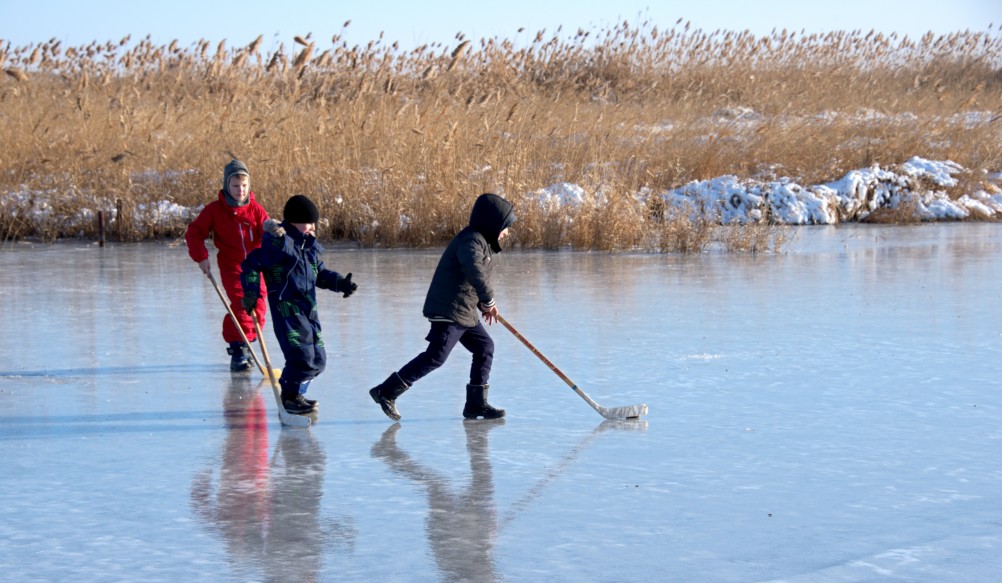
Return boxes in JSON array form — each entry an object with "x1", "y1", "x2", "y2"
[{"x1": 1, "y1": 21, "x2": 1000, "y2": 249}]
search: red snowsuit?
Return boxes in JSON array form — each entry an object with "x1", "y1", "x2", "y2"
[{"x1": 186, "y1": 190, "x2": 269, "y2": 343}]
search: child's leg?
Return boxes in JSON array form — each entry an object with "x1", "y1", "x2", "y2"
[
  {"x1": 397, "y1": 322, "x2": 466, "y2": 385},
  {"x1": 371, "y1": 322, "x2": 464, "y2": 420},
  {"x1": 217, "y1": 270, "x2": 257, "y2": 371},
  {"x1": 460, "y1": 323, "x2": 504, "y2": 419},
  {"x1": 274, "y1": 315, "x2": 326, "y2": 379},
  {"x1": 274, "y1": 314, "x2": 326, "y2": 408},
  {"x1": 458, "y1": 322, "x2": 494, "y2": 385},
  {"x1": 221, "y1": 269, "x2": 262, "y2": 343}
]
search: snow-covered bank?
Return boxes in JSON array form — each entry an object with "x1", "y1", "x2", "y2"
[
  {"x1": 536, "y1": 156, "x2": 1002, "y2": 225},
  {"x1": 2, "y1": 156, "x2": 1000, "y2": 241}
]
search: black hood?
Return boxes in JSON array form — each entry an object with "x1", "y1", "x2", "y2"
[{"x1": 468, "y1": 193, "x2": 515, "y2": 253}]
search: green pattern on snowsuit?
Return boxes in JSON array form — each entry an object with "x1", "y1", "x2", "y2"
[
  {"x1": 243, "y1": 271, "x2": 261, "y2": 301},
  {"x1": 265, "y1": 265, "x2": 284, "y2": 285},
  {"x1": 278, "y1": 300, "x2": 300, "y2": 318},
  {"x1": 239, "y1": 225, "x2": 345, "y2": 385}
]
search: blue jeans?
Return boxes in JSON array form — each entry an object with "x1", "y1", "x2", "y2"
[{"x1": 398, "y1": 321, "x2": 494, "y2": 386}]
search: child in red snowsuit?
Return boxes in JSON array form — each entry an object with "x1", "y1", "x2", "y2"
[{"x1": 186, "y1": 159, "x2": 277, "y2": 371}]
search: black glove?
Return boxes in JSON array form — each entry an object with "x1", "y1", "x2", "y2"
[
  {"x1": 241, "y1": 294, "x2": 258, "y2": 314},
  {"x1": 337, "y1": 273, "x2": 357, "y2": 298}
]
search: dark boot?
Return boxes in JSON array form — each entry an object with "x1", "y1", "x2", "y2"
[
  {"x1": 280, "y1": 379, "x2": 314, "y2": 415},
  {"x1": 283, "y1": 395, "x2": 314, "y2": 415},
  {"x1": 369, "y1": 372, "x2": 409, "y2": 421},
  {"x1": 463, "y1": 384, "x2": 505, "y2": 420},
  {"x1": 298, "y1": 380, "x2": 318, "y2": 411},
  {"x1": 227, "y1": 342, "x2": 252, "y2": 372}
]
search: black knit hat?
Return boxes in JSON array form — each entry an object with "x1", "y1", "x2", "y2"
[
  {"x1": 222, "y1": 159, "x2": 249, "y2": 190},
  {"x1": 283, "y1": 194, "x2": 320, "y2": 223}
]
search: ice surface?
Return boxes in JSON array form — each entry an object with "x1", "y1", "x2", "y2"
[{"x1": 2, "y1": 223, "x2": 1001, "y2": 582}]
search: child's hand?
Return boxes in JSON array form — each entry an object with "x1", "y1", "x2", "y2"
[
  {"x1": 241, "y1": 295, "x2": 258, "y2": 314},
  {"x1": 264, "y1": 218, "x2": 286, "y2": 238},
  {"x1": 337, "y1": 273, "x2": 357, "y2": 298},
  {"x1": 481, "y1": 304, "x2": 499, "y2": 325},
  {"x1": 198, "y1": 259, "x2": 211, "y2": 276}
]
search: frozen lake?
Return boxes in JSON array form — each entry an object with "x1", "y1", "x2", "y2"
[{"x1": 2, "y1": 223, "x2": 1001, "y2": 582}]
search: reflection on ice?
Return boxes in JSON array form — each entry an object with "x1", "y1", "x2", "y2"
[
  {"x1": 500, "y1": 419, "x2": 648, "y2": 530},
  {"x1": 190, "y1": 378, "x2": 355, "y2": 581},
  {"x1": 372, "y1": 421, "x2": 503, "y2": 582},
  {"x1": 2, "y1": 224, "x2": 1001, "y2": 581}
]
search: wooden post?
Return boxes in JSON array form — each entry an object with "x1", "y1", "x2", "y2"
[
  {"x1": 115, "y1": 199, "x2": 123, "y2": 240},
  {"x1": 97, "y1": 210, "x2": 105, "y2": 246}
]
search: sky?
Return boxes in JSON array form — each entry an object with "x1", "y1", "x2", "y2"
[{"x1": 1, "y1": 0, "x2": 999, "y2": 50}]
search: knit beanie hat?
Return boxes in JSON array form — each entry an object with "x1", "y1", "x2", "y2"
[
  {"x1": 222, "y1": 160, "x2": 250, "y2": 207},
  {"x1": 283, "y1": 194, "x2": 320, "y2": 223}
]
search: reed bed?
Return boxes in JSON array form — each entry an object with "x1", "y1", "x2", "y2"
[{"x1": 1, "y1": 21, "x2": 1000, "y2": 250}]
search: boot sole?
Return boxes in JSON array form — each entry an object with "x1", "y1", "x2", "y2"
[
  {"x1": 370, "y1": 388, "x2": 401, "y2": 421},
  {"x1": 463, "y1": 410, "x2": 506, "y2": 420}
]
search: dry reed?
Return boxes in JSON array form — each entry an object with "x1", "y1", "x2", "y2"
[{"x1": 1, "y1": 21, "x2": 1000, "y2": 249}]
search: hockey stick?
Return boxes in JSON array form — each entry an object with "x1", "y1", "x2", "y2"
[
  {"x1": 204, "y1": 272, "x2": 277, "y2": 379},
  {"x1": 206, "y1": 273, "x2": 306, "y2": 427},
  {"x1": 496, "y1": 314, "x2": 648, "y2": 419},
  {"x1": 253, "y1": 318, "x2": 312, "y2": 428}
]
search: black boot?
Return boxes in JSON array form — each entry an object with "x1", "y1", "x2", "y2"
[
  {"x1": 369, "y1": 372, "x2": 409, "y2": 421},
  {"x1": 463, "y1": 384, "x2": 505, "y2": 420},
  {"x1": 298, "y1": 380, "x2": 318, "y2": 411},
  {"x1": 280, "y1": 379, "x2": 314, "y2": 415},
  {"x1": 283, "y1": 395, "x2": 314, "y2": 415},
  {"x1": 227, "y1": 342, "x2": 252, "y2": 372}
]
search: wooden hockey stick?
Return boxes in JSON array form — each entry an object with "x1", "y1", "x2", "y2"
[
  {"x1": 254, "y1": 318, "x2": 312, "y2": 428},
  {"x1": 496, "y1": 314, "x2": 648, "y2": 420},
  {"x1": 204, "y1": 272, "x2": 276, "y2": 378},
  {"x1": 205, "y1": 272, "x2": 309, "y2": 428}
]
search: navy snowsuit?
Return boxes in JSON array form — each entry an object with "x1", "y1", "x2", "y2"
[{"x1": 240, "y1": 223, "x2": 348, "y2": 392}]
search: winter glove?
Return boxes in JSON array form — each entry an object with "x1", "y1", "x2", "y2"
[
  {"x1": 241, "y1": 294, "x2": 258, "y2": 314},
  {"x1": 336, "y1": 273, "x2": 357, "y2": 298},
  {"x1": 263, "y1": 218, "x2": 286, "y2": 238}
]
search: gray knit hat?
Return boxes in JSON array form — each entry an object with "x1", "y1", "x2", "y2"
[{"x1": 222, "y1": 159, "x2": 250, "y2": 191}]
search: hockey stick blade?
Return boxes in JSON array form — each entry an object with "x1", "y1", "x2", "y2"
[
  {"x1": 497, "y1": 314, "x2": 648, "y2": 420},
  {"x1": 596, "y1": 403, "x2": 649, "y2": 420},
  {"x1": 256, "y1": 379, "x2": 312, "y2": 427},
  {"x1": 254, "y1": 319, "x2": 311, "y2": 429},
  {"x1": 574, "y1": 388, "x2": 648, "y2": 420},
  {"x1": 276, "y1": 397, "x2": 313, "y2": 428}
]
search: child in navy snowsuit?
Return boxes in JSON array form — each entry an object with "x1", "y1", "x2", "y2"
[
  {"x1": 368, "y1": 193, "x2": 515, "y2": 421},
  {"x1": 239, "y1": 195, "x2": 358, "y2": 415}
]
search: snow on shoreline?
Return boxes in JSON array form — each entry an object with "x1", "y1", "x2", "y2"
[
  {"x1": 535, "y1": 156, "x2": 1002, "y2": 225},
  {"x1": 2, "y1": 156, "x2": 1000, "y2": 237}
]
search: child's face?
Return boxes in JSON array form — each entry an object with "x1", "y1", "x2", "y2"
[
  {"x1": 498, "y1": 227, "x2": 509, "y2": 241},
  {"x1": 227, "y1": 175, "x2": 250, "y2": 202},
  {"x1": 291, "y1": 222, "x2": 315, "y2": 236}
]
